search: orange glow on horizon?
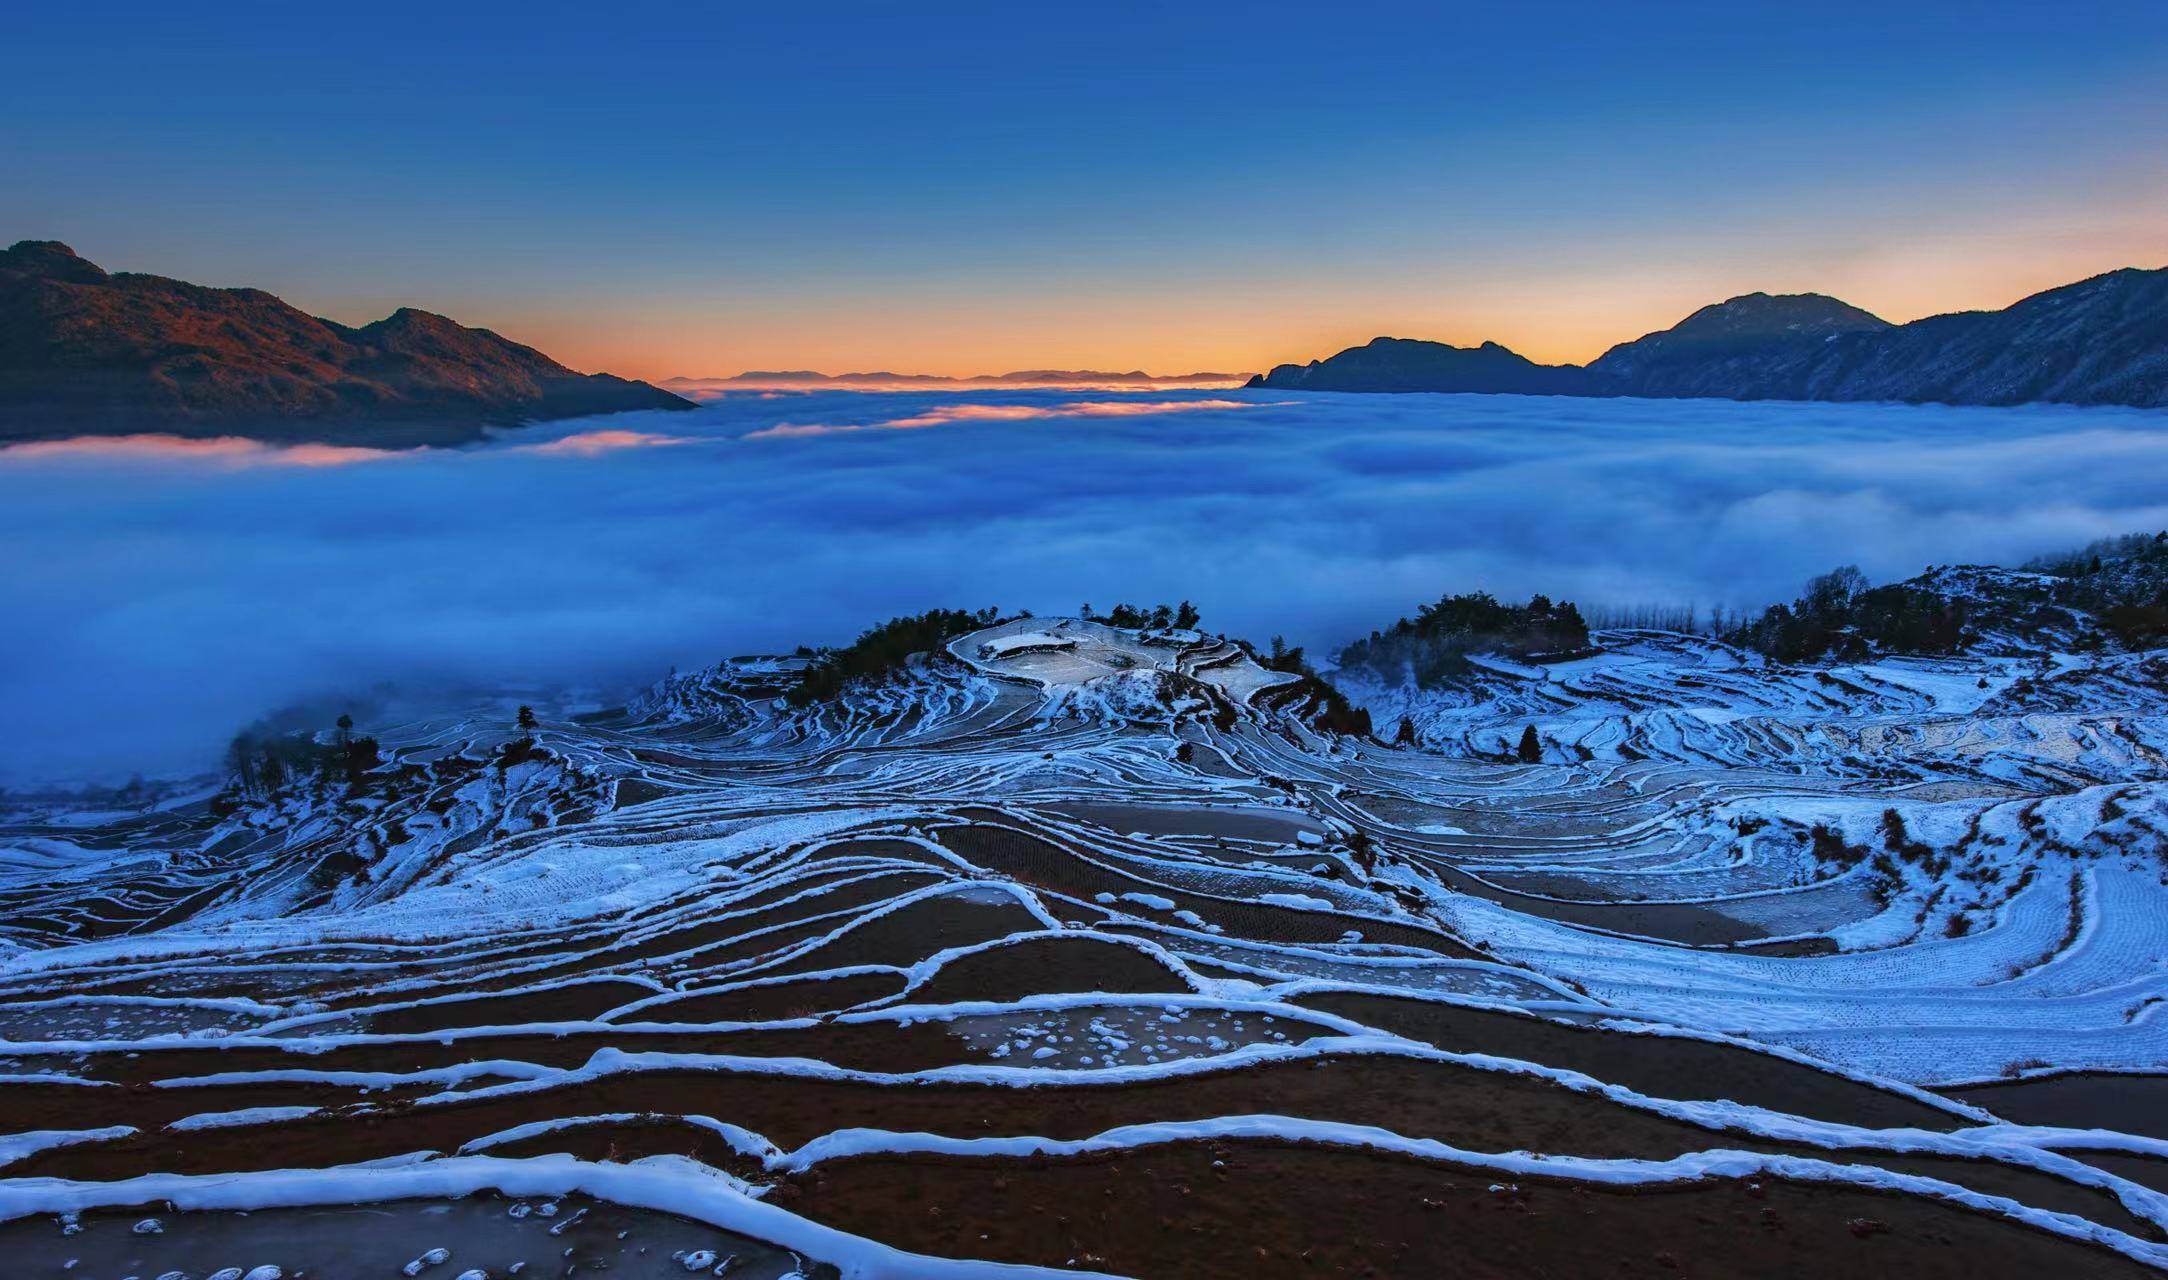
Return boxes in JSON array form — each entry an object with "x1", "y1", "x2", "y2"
[
  {"x1": 469, "y1": 200, "x2": 2165, "y2": 386},
  {"x1": 745, "y1": 398, "x2": 1259, "y2": 439}
]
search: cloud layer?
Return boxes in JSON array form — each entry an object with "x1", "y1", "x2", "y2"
[
  {"x1": 744, "y1": 398, "x2": 1256, "y2": 438},
  {"x1": 6, "y1": 389, "x2": 2167, "y2": 782}
]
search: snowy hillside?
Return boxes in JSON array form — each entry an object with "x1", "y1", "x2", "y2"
[{"x1": 2, "y1": 595, "x2": 2168, "y2": 1275}]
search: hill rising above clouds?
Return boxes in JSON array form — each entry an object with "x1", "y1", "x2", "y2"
[
  {"x1": 1252, "y1": 268, "x2": 2168, "y2": 408},
  {"x1": 0, "y1": 240, "x2": 692, "y2": 446}
]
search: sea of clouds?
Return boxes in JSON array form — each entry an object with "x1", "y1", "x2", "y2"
[{"x1": 6, "y1": 388, "x2": 2168, "y2": 782}]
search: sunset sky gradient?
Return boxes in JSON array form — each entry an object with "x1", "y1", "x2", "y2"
[{"x1": 6, "y1": 1, "x2": 2164, "y2": 379}]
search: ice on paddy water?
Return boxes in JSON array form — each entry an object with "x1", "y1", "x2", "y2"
[
  {"x1": 946, "y1": 1004, "x2": 1311, "y2": 1067},
  {"x1": 1142, "y1": 930, "x2": 1571, "y2": 1002}
]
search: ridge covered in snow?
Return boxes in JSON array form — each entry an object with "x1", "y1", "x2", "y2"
[{"x1": 3, "y1": 582, "x2": 2168, "y2": 1275}]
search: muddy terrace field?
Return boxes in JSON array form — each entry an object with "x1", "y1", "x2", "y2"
[{"x1": 2, "y1": 618, "x2": 2167, "y2": 1277}]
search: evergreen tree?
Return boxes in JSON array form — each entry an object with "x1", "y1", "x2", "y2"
[
  {"x1": 789, "y1": 607, "x2": 1002, "y2": 705},
  {"x1": 1338, "y1": 591, "x2": 1593, "y2": 688},
  {"x1": 1516, "y1": 724, "x2": 1542, "y2": 764},
  {"x1": 224, "y1": 733, "x2": 259, "y2": 796}
]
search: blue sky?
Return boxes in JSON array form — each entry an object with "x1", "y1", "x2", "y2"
[{"x1": 5, "y1": 2, "x2": 2165, "y2": 375}]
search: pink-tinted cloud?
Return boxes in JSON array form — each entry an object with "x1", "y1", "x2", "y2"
[
  {"x1": 0, "y1": 429, "x2": 702, "y2": 467},
  {"x1": 747, "y1": 399, "x2": 1256, "y2": 440},
  {"x1": 668, "y1": 377, "x2": 1253, "y2": 397},
  {"x1": 510, "y1": 429, "x2": 697, "y2": 457},
  {"x1": 0, "y1": 434, "x2": 396, "y2": 468}
]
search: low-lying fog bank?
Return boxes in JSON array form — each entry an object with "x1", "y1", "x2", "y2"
[{"x1": 5, "y1": 388, "x2": 2165, "y2": 781}]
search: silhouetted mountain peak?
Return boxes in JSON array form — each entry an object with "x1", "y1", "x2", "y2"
[
  {"x1": 0, "y1": 244, "x2": 692, "y2": 445},
  {"x1": 1254, "y1": 268, "x2": 2164, "y2": 408},
  {"x1": 1, "y1": 239, "x2": 108, "y2": 284},
  {"x1": 366, "y1": 306, "x2": 464, "y2": 332},
  {"x1": 1681, "y1": 290, "x2": 1887, "y2": 333},
  {"x1": 1591, "y1": 292, "x2": 1889, "y2": 379},
  {"x1": 1246, "y1": 334, "x2": 1592, "y2": 395},
  {"x1": 2000, "y1": 265, "x2": 2168, "y2": 318}
]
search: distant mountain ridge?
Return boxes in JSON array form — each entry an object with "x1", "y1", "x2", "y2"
[
  {"x1": 0, "y1": 241, "x2": 693, "y2": 446},
  {"x1": 1250, "y1": 268, "x2": 2168, "y2": 409},
  {"x1": 1585, "y1": 292, "x2": 1892, "y2": 396},
  {"x1": 681, "y1": 368, "x2": 1249, "y2": 389},
  {"x1": 1239, "y1": 337, "x2": 1596, "y2": 396}
]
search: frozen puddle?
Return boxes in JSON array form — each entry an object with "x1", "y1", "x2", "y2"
[
  {"x1": 3, "y1": 1193, "x2": 832, "y2": 1279},
  {"x1": 0, "y1": 998, "x2": 274, "y2": 1043},
  {"x1": 945, "y1": 1003, "x2": 1314, "y2": 1068},
  {"x1": 1154, "y1": 932, "x2": 1570, "y2": 1001}
]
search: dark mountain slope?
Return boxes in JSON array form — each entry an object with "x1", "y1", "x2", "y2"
[
  {"x1": 1586, "y1": 292, "x2": 1891, "y2": 397},
  {"x1": 1249, "y1": 267, "x2": 2168, "y2": 408},
  {"x1": 1776, "y1": 268, "x2": 2168, "y2": 408},
  {"x1": 0, "y1": 241, "x2": 693, "y2": 445},
  {"x1": 1248, "y1": 336, "x2": 1597, "y2": 395}
]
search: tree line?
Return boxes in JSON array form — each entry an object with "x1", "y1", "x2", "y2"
[
  {"x1": 1337, "y1": 592, "x2": 1593, "y2": 688},
  {"x1": 787, "y1": 603, "x2": 1211, "y2": 705},
  {"x1": 788, "y1": 607, "x2": 1005, "y2": 706},
  {"x1": 223, "y1": 713, "x2": 381, "y2": 798},
  {"x1": 1727, "y1": 530, "x2": 2168, "y2": 661},
  {"x1": 1723, "y1": 566, "x2": 1967, "y2": 662},
  {"x1": 1079, "y1": 601, "x2": 1202, "y2": 630},
  {"x1": 2032, "y1": 530, "x2": 2168, "y2": 648}
]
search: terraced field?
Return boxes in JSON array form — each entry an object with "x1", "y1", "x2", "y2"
[{"x1": 3, "y1": 616, "x2": 2167, "y2": 1277}]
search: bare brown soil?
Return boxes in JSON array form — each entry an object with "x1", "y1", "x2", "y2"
[
  {"x1": 781, "y1": 1139, "x2": 2156, "y2": 1279},
  {"x1": 607, "y1": 970, "x2": 906, "y2": 1023},
  {"x1": 332, "y1": 976, "x2": 662, "y2": 1035},
  {"x1": 937, "y1": 823, "x2": 1480, "y2": 957},
  {"x1": 1411, "y1": 858, "x2": 1771, "y2": 945},
  {"x1": 907, "y1": 934, "x2": 1193, "y2": 1004},
  {"x1": 4, "y1": 1192, "x2": 825, "y2": 1279},
  {"x1": 758, "y1": 892, "x2": 1051, "y2": 978},
  {"x1": 1951, "y1": 1072, "x2": 2168, "y2": 1141},
  {"x1": 1296, "y1": 990, "x2": 1962, "y2": 1130},
  {"x1": 8, "y1": 1051, "x2": 2146, "y2": 1237}
]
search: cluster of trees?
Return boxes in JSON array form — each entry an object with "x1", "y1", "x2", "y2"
[
  {"x1": 1582, "y1": 602, "x2": 1701, "y2": 632},
  {"x1": 2033, "y1": 530, "x2": 2168, "y2": 648},
  {"x1": 223, "y1": 713, "x2": 381, "y2": 798},
  {"x1": 1253, "y1": 635, "x2": 1309, "y2": 675},
  {"x1": 1726, "y1": 566, "x2": 1968, "y2": 662},
  {"x1": 2099, "y1": 601, "x2": 2168, "y2": 648},
  {"x1": 788, "y1": 607, "x2": 1003, "y2": 706},
  {"x1": 1338, "y1": 592, "x2": 1592, "y2": 687},
  {"x1": 2026, "y1": 530, "x2": 2168, "y2": 578},
  {"x1": 1731, "y1": 532, "x2": 2168, "y2": 662},
  {"x1": 1080, "y1": 601, "x2": 1201, "y2": 630}
]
